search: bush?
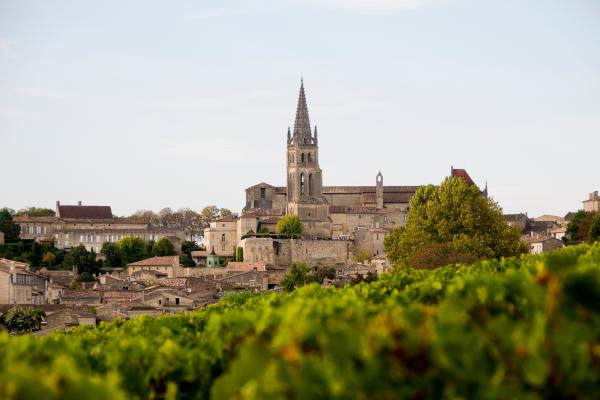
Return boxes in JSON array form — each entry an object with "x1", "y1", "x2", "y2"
[
  {"x1": 275, "y1": 215, "x2": 303, "y2": 239},
  {"x1": 1, "y1": 244, "x2": 600, "y2": 399},
  {"x1": 2, "y1": 307, "x2": 45, "y2": 333}
]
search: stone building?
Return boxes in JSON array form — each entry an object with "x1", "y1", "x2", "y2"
[
  {"x1": 14, "y1": 201, "x2": 185, "y2": 253},
  {"x1": 583, "y1": 191, "x2": 600, "y2": 212},
  {"x1": 0, "y1": 258, "x2": 48, "y2": 305},
  {"x1": 206, "y1": 80, "x2": 481, "y2": 265}
]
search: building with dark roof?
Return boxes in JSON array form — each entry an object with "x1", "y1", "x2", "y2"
[{"x1": 14, "y1": 201, "x2": 186, "y2": 253}]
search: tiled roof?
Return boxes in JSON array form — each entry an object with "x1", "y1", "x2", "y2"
[
  {"x1": 13, "y1": 216, "x2": 57, "y2": 223},
  {"x1": 127, "y1": 256, "x2": 178, "y2": 267},
  {"x1": 58, "y1": 205, "x2": 113, "y2": 219},
  {"x1": 451, "y1": 168, "x2": 475, "y2": 186}
]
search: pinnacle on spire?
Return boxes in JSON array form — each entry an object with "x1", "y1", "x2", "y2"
[{"x1": 292, "y1": 78, "x2": 312, "y2": 144}]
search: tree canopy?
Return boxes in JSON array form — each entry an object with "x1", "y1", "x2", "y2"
[
  {"x1": 276, "y1": 215, "x2": 304, "y2": 239},
  {"x1": 151, "y1": 237, "x2": 176, "y2": 257},
  {"x1": 0, "y1": 208, "x2": 21, "y2": 243},
  {"x1": 117, "y1": 237, "x2": 147, "y2": 264},
  {"x1": 101, "y1": 242, "x2": 123, "y2": 268},
  {"x1": 566, "y1": 210, "x2": 598, "y2": 243},
  {"x1": 14, "y1": 207, "x2": 55, "y2": 217},
  {"x1": 384, "y1": 177, "x2": 526, "y2": 268},
  {"x1": 589, "y1": 212, "x2": 600, "y2": 242},
  {"x1": 63, "y1": 245, "x2": 100, "y2": 276}
]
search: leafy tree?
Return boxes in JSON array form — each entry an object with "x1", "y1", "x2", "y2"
[
  {"x1": 64, "y1": 245, "x2": 100, "y2": 275},
  {"x1": 408, "y1": 242, "x2": 477, "y2": 269},
  {"x1": 182, "y1": 240, "x2": 201, "y2": 255},
  {"x1": 385, "y1": 177, "x2": 526, "y2": 268},
  {"x1": 145, "y1": 240, "x2": 155, "y2": 256},
  {"x1": 151, "y1": 237, "x2": 176, "y2": 256},
  {"x1": 29, "y1": 242, "x2": 42, "y2": 268},
  {"x1": 15, "y1": 207, "x2": 55, "y2": 217},
  {"x1": 0, "y1": 208, "x2": 21, "y2": 243},
  {"x1": 3, "y1": 307, "x2": 45, "y2": 332},
  {"x1": 180, "y1": 254, "x2": 196, "y2": 267},
  {"x1": 235, "y1": 246, "x2": 244, "y2": 262},
  {"x1": 220, "y1": 208, "x2": 233, "y2": 218},
  {"x1": 281, "y1": 263, "x2": 314, "y2": 292},
  {"x1": 117, "y1": 237, "x2": 147, "y2": 264},
  {"x1": 354, "y1": 251, "x2": 372, "y2": 263},
  {"x1": 41, "y1": 252, "x2": 56, "y2": 266},
  {"x1": 566, "y1": 210, "x2": 590, "y2": 242},
  {"x1": 77, "y1": 271, "x2": 96, "y2": 282},
  {"x1": 589, "y1": 212, "x2": 600, "y2": 242},
  {"x1": 101, "y1": 242, "x2": 123, "y2": 268},
  {"x1": 313, "y1": 267, "x2": 336, "y2": 283},
  {"x1": 276, "y1": 215, "x2": 304, "y2": 239}
]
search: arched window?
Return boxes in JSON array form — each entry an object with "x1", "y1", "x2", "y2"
[
  {"x1": 300, "y1": 174, "x2": 305, "y2": 196},
  {"x1": 301, "y1": 153, "x2": 305, "y2": 163},
  {"x1": 308, "y1": 174, "x2": 313, "y2": 196},
  {"x1": 307, "y1": 153, "x2": 312, "y2": 163}
]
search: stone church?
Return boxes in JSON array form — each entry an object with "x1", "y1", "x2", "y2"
[{"x1": 203, "y1": 80, "x2": 479, "y2": 265}]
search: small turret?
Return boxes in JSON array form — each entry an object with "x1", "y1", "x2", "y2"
[{"x1": 314, "y1": 125, "x2": 318, "y2": 144}]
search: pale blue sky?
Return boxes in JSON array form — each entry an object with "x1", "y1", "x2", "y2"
[{"x1": 1, "y1": 0, "x2": 599, "y2": 217}]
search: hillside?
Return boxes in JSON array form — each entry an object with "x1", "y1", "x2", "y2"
[{"x1": 1, "y1": 244, "x2": 600, "y2": 399}]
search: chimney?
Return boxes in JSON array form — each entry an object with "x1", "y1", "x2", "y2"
[{"x1": 78, "y1": 201, "x2": 82, "y2": 206}]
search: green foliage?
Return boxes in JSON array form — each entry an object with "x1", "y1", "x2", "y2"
[
  {"x1": 385, "y1": 177, "x2": 527, "y2": 268},
  {"x1": 566, "y1": 210, "x2": 595, "y2": 243},
  {"x1": 29, "y1": 242, "x2": 42, "y2": 268},
  {"x1": 63, "y1": 245, "x2": 99, "y2": 275},
  {"x1": 0, "y1": 208, "x2": 21, "y2": 243},
  {"x1": 182, "y1": 240, "x2": 201, "y2": 255},
  {"x1": 2, "y1": 307, "x2": 45, "y2": 333},
  {"x1": 151, "y1": 237, "x2": 176, "y2": 257},
  {"x1": 2, "y1": 244, "x2": 600, "y2": 399},
  {"x1": 101, "y1": 242, "x2": 123, "y2": 268},
  {"x1": 241, "y1": 230, "x2": 255, "y2": 240},
  {"x1": 589, "y1": 212, "x2": 600, "y2": 242},
  {"x1": 354, "y1": 251, "x2": 372, "y2": 263},
  {"x1": 180, "y1": 254, "x2": 196, "y2": 268},
  {"x1": 117, "y1": 237, "x2": 147, "y2": 264},
  {"x1": 14, "y1": 207, "x2": 55, "y2": 217},
  {"x1": 281, "y1": 263, "x2": 314, "y2": 292},
  {"x1": 235, "y1": 246, "x2": 244, "y2": 262},
  {"x1": 276, "y1": 215, "x2": 303, "y2": 239},
  {"x1": 41, "y1": 251, "x2": 56, "y2": 266}
]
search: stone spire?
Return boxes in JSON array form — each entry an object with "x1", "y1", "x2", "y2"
[{"x1": 292, "y1": 78, "x2": 312, "y2": 144}]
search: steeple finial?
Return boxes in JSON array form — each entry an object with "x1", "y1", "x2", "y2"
[{"x1": 292, "y1": 78, "x2": 312, "y2": 144}]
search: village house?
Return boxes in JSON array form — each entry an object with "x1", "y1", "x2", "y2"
[
  {"x1": 0, "y1": 258, "x2": 48, "y2": 305},
  {"x1": 14, "y1": 201, "x2": 185, "y2": 253},
  {"x1": 583, "y1": 191, "x2": 600, "y2": 212},
  {"x1": 127, "y1": 256, "x2": 181, "y2": 279},
  {"x1": 522, "y1": 236, "x2": 564, "y2": 254}
]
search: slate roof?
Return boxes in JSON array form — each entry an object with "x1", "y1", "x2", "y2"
[{"x1": 57, "y1": 205, "x2": 113, "y2": 219}]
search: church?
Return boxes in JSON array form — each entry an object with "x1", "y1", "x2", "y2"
[{"x1": 202, "y1": 80, "x2": 479, "y2": 265}]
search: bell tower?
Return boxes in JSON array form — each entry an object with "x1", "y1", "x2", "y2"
[{"x1": 286, "y1": 79, "x2": 331, "y2": 238}]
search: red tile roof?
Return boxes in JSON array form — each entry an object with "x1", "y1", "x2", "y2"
[
  {"x1": 451, "y1": 168, "x2": 475, "y2": 186},
  {"x1": 127, "y1": 256, "x2": 179, "y2": 267}
]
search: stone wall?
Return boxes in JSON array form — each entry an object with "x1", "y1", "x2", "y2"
[{"x1": 274, "y1": 239, "x2": 352, "y2": 266}]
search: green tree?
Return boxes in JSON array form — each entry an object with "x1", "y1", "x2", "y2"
[
  {"x1": 101, "y1": 242, "x2": 123, "y2": 268},
  {"x1": 0, "y1": 208, "x2": 21, "y2": 243},
  {"x1": 29, "y1": 242, "x2": 42, "y2": 268},
  {"x1": 276, "y1": 215, "x2": 304, "y2": 239},
  {"x1": 180, "y1": 254, "x2": 196, "y2": 267},
  {"x1": 41, "y1": 252, "x2": 56, "y2": 266},
  {"x1": 63, "y1": 245, "x2": 99, "y2": 275},
  {"x1": 235, "y1": 246, "x2": 244, "y2": 262},
  {"x1": 566, "y1": 210, "x2": 590, "y2": 242},
  {"x1": 117, "y1": 237, "x2": 147, "y2": 264},
  {"x1": 281, "y1": 263, "x2": 314, "y2": 292},
  {"x1": 589, "y1": 212, "x2": 600, "y2": 242},
  {"x1": 3, "y1": 307, "x2": 45, "y2": 332},
  {"x1": 384, "y1": 177, "x2": 526, "y2": 268},
  {"x1": 151, "y1": 237, "x2": 176, "y2": 256},
  {"x1": 15, "y1": 207, "x2": 55, "y2": 217},
  {"x1": 182, "y1": 240, "x2": 201, "y2": 255}
]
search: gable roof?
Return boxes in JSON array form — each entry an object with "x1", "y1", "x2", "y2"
[
  {"x1": 127, "y1": 256, "x2": 179, "y2": 267},
  {"x1": 57, "y1": 205, "x2": 113, "y2": 219},
  {"x1": 451, "y1": 168, "x2": 475, "y2": 186}
]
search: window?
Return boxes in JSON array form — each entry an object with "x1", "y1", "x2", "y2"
[
  {"x1": 300, "y1": 174, "x2": 305, "y2": 195},
  {"x1": 221, "y1": 234, "x2": 226, "y2": 242},
  {"x1": 221, "y1": 244, "x2": 225, "y2": 252},
  {"x1": 80, "y1": 235, "x2": 85, "y2": 242},
  {"x1": 301, "y1": 153, "x2": 305, "y2": 163},
  {"x1": 158, "y1": 299, "x2": 161, "y2": 305},
  {"x1": 260, "y1": 187, "x2": 266, "y2": 199},
  {"x1": 176, "y1": 298, "x2": 180, "y2": 305},
  {"x1": 43, "y1": 226, "x2": 47, "y2": 234},
  {"x1": 308, "y1": 153, "x2": 312, "y2": 163},
  {"x1": 308, "y1": 174, "x2": 313, "y2": 196},
  {"x1": 384, "y1": 216, "x2": 388, "y2": 222}
]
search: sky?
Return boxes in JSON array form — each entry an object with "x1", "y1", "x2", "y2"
[{"x1": 1, "y1": 0, "x2": 599, "y2": 218}]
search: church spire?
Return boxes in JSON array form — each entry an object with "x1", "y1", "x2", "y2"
[{"x1": 292, "y1": 78, "x2": 312, "y2": 144}]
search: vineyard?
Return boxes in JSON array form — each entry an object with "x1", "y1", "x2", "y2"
[{"x1": 1, "y1": 244, "x2": 600, "y2": 399}]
